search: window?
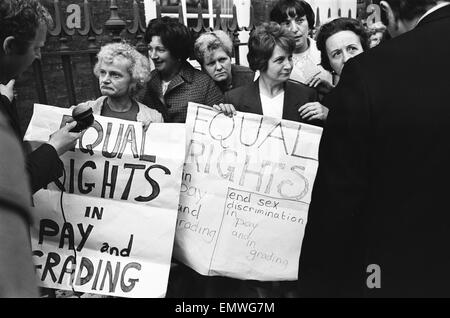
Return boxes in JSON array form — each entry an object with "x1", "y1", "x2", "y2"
[{"x1": 159, "y1": 0, "x2": 234, "y2": 28}]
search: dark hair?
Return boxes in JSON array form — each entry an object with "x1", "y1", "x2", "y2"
[
  {"x1": 0, "y1": 0, "x2": 52, "y2": 54},
  {"x1": 270, "y1": 0, "x2": 315, "y2": 29},
  {"x1": 247, "y1": 22, "x2": 296, "y2": 72},
  {"x1": 384, "y1": 0, "x2": 437, "y2": 22},
  {"x1": 316, "y1": 18, "x2": 369, "y2": 73},
  {"x1": 145, "y1": 16, "x2": 192, "y2": 61}
]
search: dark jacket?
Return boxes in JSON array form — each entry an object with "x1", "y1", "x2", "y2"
[
  {"x1": 0, "y1": 95, "x2": 63, "y2": 194},
  {"x1": 0, "y1": 110, "x2": 32, "y2": 223},
  {"x1": 142, "y1": 62, "x2": 224, "y2": 123},
  {"x1": 299, "y1": 4, "x2": 450, "y2": 297},
  {"x1": 225, "y1": 79, "x2": 319, "y2": 124},
  {"x1": 216, "y1": 64, "x2": 255, "y2": 93}
]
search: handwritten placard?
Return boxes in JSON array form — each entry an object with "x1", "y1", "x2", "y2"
[
  {"x1": 24, "y1": 104, "x2": 186, "y2": 297},
  {"x1": 173, "y1": 103, "x2": 322, "y2": 281}
]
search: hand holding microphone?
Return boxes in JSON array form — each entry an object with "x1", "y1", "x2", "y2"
[
  {"x1": 70, "y1": 103, "x2": 94, "y2": 132},
  {"x1": 46, "y1": 104, "x2": 94, "y2": 156},
  {"x1": 47, "y1": 122, "x2": 80, "y2": 156}
]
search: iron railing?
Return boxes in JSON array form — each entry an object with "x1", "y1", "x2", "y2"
[{"x1": 33, "y1": 0, "x2": 364, "y2": 107}]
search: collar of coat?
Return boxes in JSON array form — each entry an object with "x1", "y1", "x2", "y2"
[
  {"x1": 150, "y1": 62, "x2": 196, "y2": 96},
  {"x1": 416, "y1": 2, "x2": 450, "y2": 28}
]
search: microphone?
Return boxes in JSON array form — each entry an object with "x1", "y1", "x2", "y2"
[{"x1": 70, "y1": 104, "x2": 94, "y2": 132}]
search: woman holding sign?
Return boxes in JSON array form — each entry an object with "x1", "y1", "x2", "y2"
[
  {"x1": 204, "y1": 22, "x2": 320, "y2": 298},
  {"x1": 215, "y1": 22, "x2": 320, "y2": 126}
]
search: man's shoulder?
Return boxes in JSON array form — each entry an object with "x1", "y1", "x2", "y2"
[{"x1": 356, "y1": 18, "x2": 449, "y2": 71}]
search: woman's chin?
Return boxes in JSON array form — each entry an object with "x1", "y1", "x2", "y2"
[
  {"x1": 214, "y1": 75, "x2": 229, "y2": 83},
  {"x1": 100, "y1": 90, "x2": 114, "y2": 97},
  {"x1": 155, "y1": 64, "x2": 165, "y2": 72}
]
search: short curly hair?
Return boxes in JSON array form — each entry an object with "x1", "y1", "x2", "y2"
[
  {"x1": 0, "y1": 0, "x2": 53, "y2": 54},
  {"x1": 194, "y1": 30, "x2": 233, "y2": 66},
  {"x1": 368, "y1": 21, "x2": 387, "y2": 34},
  {"x1": 145, "y1": 16, "x2": 192, "y2": 61},
  {"x1": 270, "y1": 0, "x2": 315, "y2": 29},
  {"x1": 94, "y1": 42, "x2": 151, "y2": 97},
  {"x1": 247, "y1": 22, "x2": 296, "y2": 72},
  {"x1": 316, "y1": 18, "x2": 369, "y2": 73}
]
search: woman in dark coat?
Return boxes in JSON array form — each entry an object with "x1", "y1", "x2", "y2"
[{"x1": 216, "y1": 22, "x2": 319, "y2": 126}]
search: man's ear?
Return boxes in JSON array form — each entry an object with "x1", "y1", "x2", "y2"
[
  {"x1": 3, "y1": 36, "x2": 17, "y2": 55},
  {"x1": 380, "y1": 1, "x2": 397, "y2": 27},
  {"x1": 380, "y1": 1, "x2": 399, "y2": 35}
]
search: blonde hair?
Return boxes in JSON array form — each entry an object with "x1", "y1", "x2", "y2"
[
  {"x1": 194, "y1": 30, "x2": 233, "y2": 65},
  {"x1": 368, "y1": 21, "x2": 387, "y2": 34},
  {"x1": 94, "y1": 42, "x2": 151, "y2": 96}
]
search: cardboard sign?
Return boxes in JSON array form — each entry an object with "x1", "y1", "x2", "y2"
[
  {"x1": 173, "y1": 103, "x2": 322, "y2": 281},
  {"x1": 24, "y1": 104, "x2": 186, "y2": 297}
]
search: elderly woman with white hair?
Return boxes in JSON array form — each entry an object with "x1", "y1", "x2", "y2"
[
  {"x1": 74, "y1": 42, "x2": 163, "y2": 129},
  {"x1": 62, "y1": 42, "x2": 162, "y2": 299},
  {"x1": 194, "y1": 30, "x2": 255, "y2": 93}
]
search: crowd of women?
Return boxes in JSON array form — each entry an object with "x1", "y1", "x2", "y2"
[
  {"x1": 54, "y1": 0, "x2": 387, "y2": 298},
  {"x1": 5, "y1": 0, "x2": 447, "y2": 299},
  {"x1": 0, "y1": 0, "x2": 387, "y2": 298},
  {"x1": 80, "y1": 0, "x2": 385, "y2": 133}
]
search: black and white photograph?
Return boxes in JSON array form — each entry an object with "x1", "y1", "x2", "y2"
[{"x1": 1, "y1": 0, "x2": 448, "y2": 305}]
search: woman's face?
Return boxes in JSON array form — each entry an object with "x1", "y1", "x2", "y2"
[
  {"x1": 203, "y1": 47, "x2": 232, "y2": 83},
  {"x1": 98, "y1": 56, "x2": 132, "y2": 98},
  {"x1": 280, "y1": 11, "x2": 309, "y2": 53},
  {"x1": 148, "y1": 35, "x2": 178, "y2": 75},
  {"x1": 369, "y1": 32, "x2": 383, "y2": 48},
  {"x1": 261, "y1": 44, "x2": 293, "y2": 85},
  {"x1": 325, "y1": 30, "x2": 364, "y2": 76}
]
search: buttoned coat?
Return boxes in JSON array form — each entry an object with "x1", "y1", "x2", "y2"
[
  {"x1": 142, "y1": 62, "x2": 224, "y2": 123},
  {"x1": 224, "y1": 79, "x2": 319, "y2": 124}
]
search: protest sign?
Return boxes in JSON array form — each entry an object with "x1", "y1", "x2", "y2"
[
  {"x1": 24, "y1": 104, "x2": 185, "y2": 297},
  {"x1": 173, "y1": 103, "x2": 322, "y2": 281}
]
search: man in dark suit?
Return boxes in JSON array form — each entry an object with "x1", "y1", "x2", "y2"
[
  {"x1": 0, "y1": 0, "x2": 82, "y2": 297},
  {"x1": 0, "y1": 0, "x2": 81, "y2": 194},
  {"x1": 299, "y1": 0, "x2": 450, "y2": 297}
]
